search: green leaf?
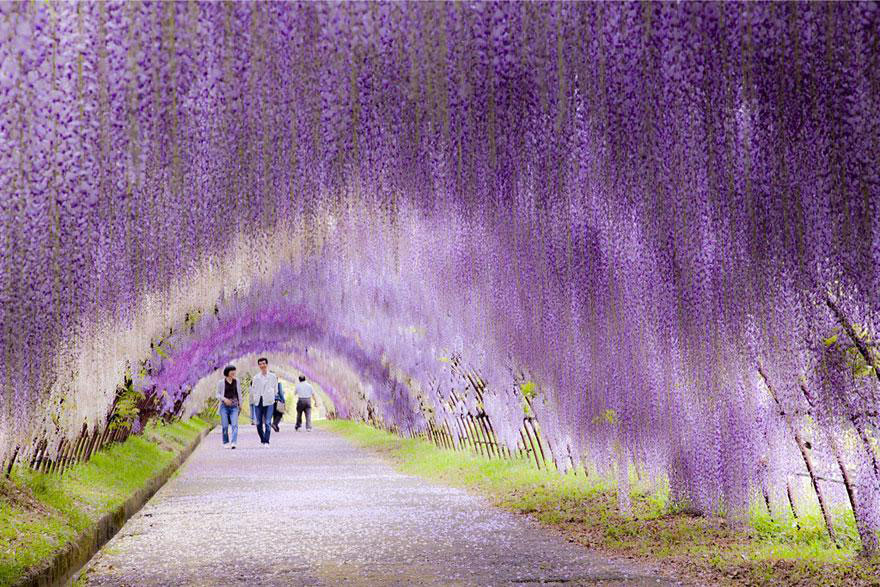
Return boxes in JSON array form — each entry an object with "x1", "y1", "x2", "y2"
[
  {"x1": 592, "y1": 408, "x2": 618, "y2": 426},
  {"x1": 823, "y1": 335, "x2": 838, "y2": 347}
]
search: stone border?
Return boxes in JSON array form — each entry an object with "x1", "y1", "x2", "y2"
[{"x1": 16, "y1": 424, "x2": 214, "y2": 587}]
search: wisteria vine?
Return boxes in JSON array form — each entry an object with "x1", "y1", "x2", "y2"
[{"x1": 1, "y1": 1, "x2": 878, "y2": 551}]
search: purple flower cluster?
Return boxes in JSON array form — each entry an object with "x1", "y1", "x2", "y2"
[{"x1": 1, "y1": 1, "x2": 878, "y2": 550}]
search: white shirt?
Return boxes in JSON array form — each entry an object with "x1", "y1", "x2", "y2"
[
  {"x1": 250, "y1": 371, "x2": 278, "y2": 406},
  {"x1": 295, "y1": 381, "x2": 315, "y2": 399}
]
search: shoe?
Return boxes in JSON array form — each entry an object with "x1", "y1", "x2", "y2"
[
  {"x1": 222, "y1": 443, "x2": 230, "y2": 449},
  {"x1": 295, "y1": 427, "x2": 300, "y2": 431},
  {"x1": 306, "y1": 428, "x2": 312, "y2": 432},
  {"x1": 230, "y1": 443, "x2": 236, "y2": 449},
  {"x1": 263, "y1": 443, "x2": 270, "y2": 449}
]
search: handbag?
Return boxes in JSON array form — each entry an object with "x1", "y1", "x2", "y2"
[{"x1": 274, "y1": 400, "x2": 287, "y2": 414}]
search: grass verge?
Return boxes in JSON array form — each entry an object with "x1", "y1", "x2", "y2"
[
  {"x1": 0, "y1": 416, "x2": 213, "y2": 586},
  {"x1": 322, "y1": 419, "x2": 880, "y2": 587}
]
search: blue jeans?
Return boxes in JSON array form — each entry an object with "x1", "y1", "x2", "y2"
[
  {"x1": 220, "y1": 404, "x2": 239, "y2": 444},
  {"x1": 254, "y1": 400, "x2": 274, "y2": 444}
]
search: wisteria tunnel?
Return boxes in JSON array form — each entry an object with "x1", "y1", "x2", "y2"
[{"x1": 1, "y1": 1, "x2": 879, "y2": 585}]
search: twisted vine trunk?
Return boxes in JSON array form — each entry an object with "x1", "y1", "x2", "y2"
[
  {"x1": 800, "y1": 383, "x2": 878, "y2": 554},
  {"x1": 757, "y1": 365, "x2": 838, "y2": 547}
]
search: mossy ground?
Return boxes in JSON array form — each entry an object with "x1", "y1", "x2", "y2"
[
  {"x1": 0, "y1": 416, "x2": 212, "y2": 586},
  {"x1": 323, "y1": 419, "x2": 880, "y2": 587}
]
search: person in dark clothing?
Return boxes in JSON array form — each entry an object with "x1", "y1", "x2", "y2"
[
  {"x1": 271, "y1": 381, "x2": 285, "y2": 432},
  {"x1": 216, "y1": 365, "x2": 241, "y2": 449}
]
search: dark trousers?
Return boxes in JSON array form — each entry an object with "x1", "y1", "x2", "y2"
[
  {"x1": 272, "y1": 402, "x2": 284, "y2": 430},
  {"x1": 295, "y1": 398, "x2": 312, "y2": 430},
  {"x1": 254, "y1": 399, "x2": 274, "y2": 444}
]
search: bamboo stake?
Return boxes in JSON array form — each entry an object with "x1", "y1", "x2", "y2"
[
  {"x1": 443, "y1": 421, "x2": 458, "y2": 451},
  {"x1": 473, "y1": 415, "x2": 495, "y2": 458},
  {"x1": 61, "y1": 434, "x2": 80, "y2": 474},
  {"x1": 36, "y1": 439, "x2": 50, "y2": 473},
  {"x1": 427, "y1": 421, "x2": 438, "y2": 448},
  {"x1": 436, "y1": 424, "x2": 446, "y2": 450},
  {"x1": 474, "y1": 414, "x2": 497, "y2": 458},
  {"x1": 73, "y1": 427, "x2": 88, "y2": 463},
  {"x1": 31, "y1": 437, "x2": 47, "y2": 470},
  {"x1": 442, "y1": 423, "x2": 454, "y2": 451},
  {"x1": 456, "y1": 415, "x2": 474, "y2": 454},
  {"x1": 60, "y1": 435, "x2": 76, "y2": 474},
  {"x1": 438, "y1": 424, "x2": 449, "y2": 450},
  {"x1": 521, "y1": 422, "x2": 542, "y2": 469},
  {"x1": 483, "y1": 415, "x2": 511, "y2": 459},
  {"x1": 463, "y1": 415, "x2": 484, "y2": 457},
  {"x1": 58, "y1": 438, "x2": 73, "y2": 475},
  {"x1": 434, "y1": 422, "x2": 443, "y2": 448},
  {"x1": 47, "y1": 439, "x2": 64, "y2": 475},
  {"x1": 84, "y1": 428, "x2": 100, "y2": 461},
  {"x1": 526, "y1": 418, "x2": 549, "y2": 468},
  {"x1": 97, "y1": 425, "x2": 112, "y2": 455}
]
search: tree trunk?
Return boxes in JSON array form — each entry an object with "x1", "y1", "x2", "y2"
[
  {"x1": 616, "y1": 443, "x2": 632, "y2": 517},
  {"x1": 786, "y1": 481, "x2": 801, "y2": 530},
  {"x1": 800, "y1": 383, "x2": 878, "y2": 553},
  {"x1": 758, "y1": 366, "x2": 838, "y2": 546}
]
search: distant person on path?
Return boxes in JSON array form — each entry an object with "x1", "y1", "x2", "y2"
[
  {"x1": 271, "y1": 381, "x2": 286, "y2": 432},
  {"x1": 245, "y1": 374, "x2": 256, "y2": 425},
  {"x1": 250, "y1": 357, "x2": 278, "y2": 447},
  {"x1": 294, "y1": 375, "x2": 315, "y2": 431},
  {"x1": 216, "y1": 365, "x2": 241, "y2": 449}
]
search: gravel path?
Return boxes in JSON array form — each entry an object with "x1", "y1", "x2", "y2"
[{"x1": 78, "y1": 423, "x2": 680, "y2": 586}]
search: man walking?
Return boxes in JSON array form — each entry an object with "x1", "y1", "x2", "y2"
[
  {"x1": 216, "y1": 365, "x2": 241, "y2": 449},
  {"x1": 294, "y1": 374, "x2": 315, "y2": 431},
  {"x1": 250, "y1": 357, "x2": 278, "y2": 447}
]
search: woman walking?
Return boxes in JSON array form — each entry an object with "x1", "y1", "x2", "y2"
[
  {"x1": 272, "y1": 381, "x2": 286, "y2": 432},
  {"x1": 217, "y1": 365, "x2": 242, "y2": 449}
]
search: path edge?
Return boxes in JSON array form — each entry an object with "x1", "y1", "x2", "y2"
[{"x1": 16, "y1": 424, "x2": 214, "y2": 587}]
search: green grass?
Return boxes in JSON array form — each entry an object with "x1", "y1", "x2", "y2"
[
  {"x1": 322, "y1": 419, "x2": 880, "y2": 587},
  {"x1": 0, "y1": 416, "x2": 213, "y2": 586}
]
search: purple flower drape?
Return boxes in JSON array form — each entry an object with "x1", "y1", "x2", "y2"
[{"x1": 1, "y1": 1, "x2": 878, "y2": 548}]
